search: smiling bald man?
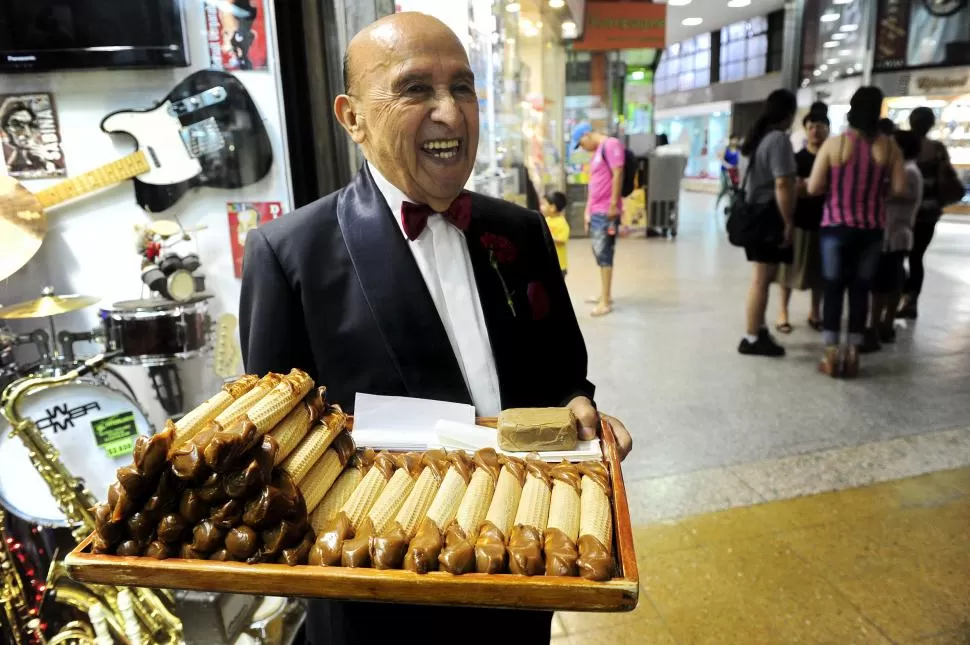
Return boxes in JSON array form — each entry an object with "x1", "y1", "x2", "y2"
[{"x1": 240, "y1": 13, "x2": 631, "y2": 644}]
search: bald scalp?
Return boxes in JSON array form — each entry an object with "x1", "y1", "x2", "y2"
[{"x1": 343, "y1": 12, "x2": 465, "y2": 95}]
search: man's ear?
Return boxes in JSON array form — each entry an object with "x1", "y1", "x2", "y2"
[{"x1": 334, "y1": 94, "x2": 365, "y2": 144}]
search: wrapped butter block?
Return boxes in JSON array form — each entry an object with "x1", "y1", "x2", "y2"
[{"x1": 497, "y1": 408, "x2": 578, "y2": 452}]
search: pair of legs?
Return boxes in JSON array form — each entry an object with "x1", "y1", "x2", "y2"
[
  {"x1": 777, "y1": 286, "x2": 823, "y2": 329},
  {"x1": 869, "y1": 251, "x2": 906, "y2": 344},
  {"x1": 589, "y1": 213, "x2": 616, "y2": 316},
  {"x1": 900, "y1": 219, "x2": 937, "y2": 317},
  {"x1": 818, "y1": 227, "x2": 884, "y2": 375},
  {"x1": 747, "y1": 262, "x2": 779, "y2": 335}
]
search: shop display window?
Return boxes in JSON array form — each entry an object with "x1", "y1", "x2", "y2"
[
  {"x1": 655, "y1": 34, "x2": 711, "y2": 96},
  {"x1": 719, "y1": 17, "x2": 770, "y2": 83}
]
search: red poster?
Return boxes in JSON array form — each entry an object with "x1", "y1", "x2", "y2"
[
  {"x1": 205, "y1": 0, "x2": 269, "y2": 71},
  {"x1": 573, "y1": 1, "x2": 667, "y2": 51},
  {"x1": 227, "y1": 201, "x2": 283, "y2": 278}
]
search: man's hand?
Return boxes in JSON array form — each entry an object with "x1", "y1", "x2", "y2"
[
  {"x1": 566, "y1": 396, "x2": 633, "y2": 460},
  {"x1": 584, "y1": 219, "x2": 590, "y2": 235},
  {"x1": 607, "y1": 203, "x2": 620, "y2": 221}
]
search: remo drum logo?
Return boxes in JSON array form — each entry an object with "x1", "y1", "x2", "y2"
[{"x1": 36, "y1": 401, "x2": 101, "y2": 433}]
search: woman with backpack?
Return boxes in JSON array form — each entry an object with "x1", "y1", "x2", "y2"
[
  {"x1": 734, "y1": 89, "x2": 797, "y2": 358},
  {"x1": 807, "y1": 86, "x2": 907, "y2": 377}
]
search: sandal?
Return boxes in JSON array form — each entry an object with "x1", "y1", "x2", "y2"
[
  {"x1": 807, "y1": 318, "x2": 823, "y2": 332},
  {"x1": 590, "y1": 304, "x2": 613, "y2": 317},
  {"x1": 775, "y1": 322, "x2": 793, "y2": 335},
  {"x1": 818, "y1": 346, "x2": 842, "y2": 378}
]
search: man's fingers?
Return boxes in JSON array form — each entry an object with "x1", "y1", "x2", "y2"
[
  {"x1": 566, "y1": 396, "x2": 599, "y2": 441},
  {"x1": 602, "y1": 414, "x2": 633, "y2": 461}
]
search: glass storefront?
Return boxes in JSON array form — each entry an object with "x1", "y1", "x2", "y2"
[{"x1": 655, "y1": 110, "x2": 732, "y2": 179}]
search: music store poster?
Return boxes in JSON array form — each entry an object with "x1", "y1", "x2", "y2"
[
  {"x1": 0, "y1": 93, "x2": 68, "y2": 180},
  {"x1": 205, "y1": 0, "x2": 269, "y2": 71},
  {"x1": 227, "y1": 201, "x2": 283, "y2": 278}
]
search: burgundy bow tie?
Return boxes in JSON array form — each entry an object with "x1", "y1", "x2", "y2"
[{"x1": 401, "y1": 193, "x2": 472, "y2": 241}]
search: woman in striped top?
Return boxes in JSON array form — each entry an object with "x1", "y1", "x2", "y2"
[{"x1": 807, "y1": 87, "x2": 906, "y2": 378}]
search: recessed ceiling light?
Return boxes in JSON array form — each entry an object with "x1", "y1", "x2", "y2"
[
  {"x1": 839, "y1": 49, "x2": 852, "y2": 55},
  {"x1": 506, "y1": 1, "x2": 521, "y2": 12},
  {"x1": 668, "y1": 0, "x2": 692, "y2": 5},
  {"x1": 802, "y1": 79, "x2": 810, "y2": 88},
  {"x1": 631, "y1": 70, "x2": 646, "y2": 80},
  {"x1": 549, "y1": 0, "x2": 565, "y2": 7},
  {"x1": 832, "y1": 33, "x2": 848, "y2": 40},
  {"x1": 813, "y1": 70, "x2": 822, "y2": 76},
  {"x1": 840, "y1": 24, "x2": 859, "y2": 31},
  {"x1": 823, "y1": 41, "x2": 838, "y2": 47},
  {"x1": 819, "y1": 64, "x2": 828, "y2": 71},
  {"x1": 820, "y1": 12, "x2": 840, "y2": 21},
  {"x1": 682, "y1": 17, "x2": 703, "y2": 26},
  {"x1": 833, "y1": 0, "x2": 852, "y2": 4},
  {"x1": 854, "y1": 62, "x2": 863, "y2": 70},
  {"x1": 825, "y1": 58, "x2": 840, "y2": 64},
  {"x1": 727, "y1": 0, "x2": 751, "y2": 7}
]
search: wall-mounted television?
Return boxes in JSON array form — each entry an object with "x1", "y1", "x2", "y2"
[{"x1": 0, "y1": 0, "x2": 189, "y2": 72}]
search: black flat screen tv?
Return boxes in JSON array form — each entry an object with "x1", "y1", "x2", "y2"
[{"x1": 0, "y1": 0, "x2": 189, "y2": 72}]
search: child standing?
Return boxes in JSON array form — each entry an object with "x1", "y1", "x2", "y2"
[
  {"x1": 541, "y1": 191, "x2": 571, "y2": 277},
  {"x1": 866, "y1": 129, "x2": 924, "y2": 349}
]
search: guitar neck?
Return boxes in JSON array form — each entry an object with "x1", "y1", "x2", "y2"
[{"x1": 35, "y1": 150, "x2": 152, "y2": 209}]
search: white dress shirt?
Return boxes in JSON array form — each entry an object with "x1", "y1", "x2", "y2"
[{"x1": 368, "y1": 163, "x2": 502, "y2": 416}]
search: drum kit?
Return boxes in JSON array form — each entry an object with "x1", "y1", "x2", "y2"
[{"x1": 0, "y1": 289, "x2": 300, "y2": 644}]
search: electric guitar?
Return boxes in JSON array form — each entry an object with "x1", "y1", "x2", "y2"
[{"x1": 0, "y1": 69, "x2": 274, "y2": 280}]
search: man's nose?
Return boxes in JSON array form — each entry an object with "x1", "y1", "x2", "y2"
[{"x1": 430, "y1": 91, "x2": 462, "y2": 127}]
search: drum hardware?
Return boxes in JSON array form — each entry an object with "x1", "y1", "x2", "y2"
[
  {"x1": 1, "y1": 354, "x2": 182, "y2": 644},
  {"x1": 173, "y1": 591, "x2": 257, "y2": 644},
  {"x1": 148, "y1": 364, "x2": 184, "y2": 418}
]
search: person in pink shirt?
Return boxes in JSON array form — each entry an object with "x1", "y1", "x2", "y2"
[{"x1": 572, "y1": 122, "x2": 625, "y2": 316}]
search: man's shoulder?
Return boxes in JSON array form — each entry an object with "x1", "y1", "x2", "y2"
[{"x1": 258, "y1": 189, "x2": 342, "y2": 245}]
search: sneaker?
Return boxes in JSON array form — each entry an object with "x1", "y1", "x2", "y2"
[
  {"x1": 738, "y1": 330, "x2": 786, "y2": 357},
  {"x1": 858, "y1": 328, "x2": 882, "y2": 354},
  {"x1": 896, "y1": 302, "x2": 918, "y2": 320}
]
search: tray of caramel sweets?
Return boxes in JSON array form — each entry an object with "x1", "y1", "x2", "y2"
[{"x1": 66, "y1": 370, "x2": 638, "y2": 612}]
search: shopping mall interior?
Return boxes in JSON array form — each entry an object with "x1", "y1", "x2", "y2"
[{"x1": 0, "y1": 0, "x2": 968, "y2": 643}]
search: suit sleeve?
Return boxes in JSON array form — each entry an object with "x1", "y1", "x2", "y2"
[
  {"x1": 238, "y1": 229, "x2": 315, "y2": 378},
  {"x1": 533, "y1": 213, "x2": 596, "y2": 407}
]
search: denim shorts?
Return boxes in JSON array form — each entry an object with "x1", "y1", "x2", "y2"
[{"x1": 590, "y1": 213, "x2": 617, "y2": 267}]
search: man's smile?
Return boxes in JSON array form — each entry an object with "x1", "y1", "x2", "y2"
[{"x1": 420, "y1": 138, "x2": 462, "y2": 161}]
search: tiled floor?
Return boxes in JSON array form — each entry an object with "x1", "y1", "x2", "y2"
[{"x1": 557, "y1": 467, "x2": 970, "y2": 645}]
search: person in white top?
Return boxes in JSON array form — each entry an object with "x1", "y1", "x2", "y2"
[{"x1": 239, "y1": 12, "x2": 632, "y2": 645}]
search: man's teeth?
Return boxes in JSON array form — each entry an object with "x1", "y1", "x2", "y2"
[{"x1": 422, "y1": 139, "x2": 460, "y2": 157}]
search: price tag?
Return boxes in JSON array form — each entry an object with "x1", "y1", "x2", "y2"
[{"x1": 91, "y1": 411, "x2": 138, "y2": 458}]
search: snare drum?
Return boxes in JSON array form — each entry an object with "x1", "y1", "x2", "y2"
[
  {"x1": 0, "y1": 381, "x2": 153, "y2": 526},
  {"x1": 100, "y1": 297, "x2": 210, "y2": 366}
]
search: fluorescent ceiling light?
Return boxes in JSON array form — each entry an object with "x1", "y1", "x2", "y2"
[
  {"x1": 825, "y1": 58, "x2": 840, "y2": 64},
  {"x1": 728, "y1": 0, "x2": 752, "y2": 6},
  {"x1": 840, "y1": 24, "x2": 859, "y2": 31},
  {"x1": 823, "y1": 41, "x2": 838, "y2": 47},
  {"x1": 819, "y1": 64, "x2": 828, "y2": 70},
  {"x1": 832, "y1": 33, "x2": 848, "y2": 40},
  {"x1": 682, "y1": 17, "x2": 703, "y2": 26},
  {"x1": 549, "y1": 0, "x2": 565, "y2": 7},
  {"x1": 506, "y1": 1, "x2": 521, "y2": 12},
  {"x1": 854, "y1": 62, "x2": 863, "y2": 70},
  {"x1": 820, "y1": 12, "x2": 840, "y2": 21},
  {"x1": 668, "y1": 0, "x2": 692, "y2": 5},
  {"x1": 834, "y1": 0, "x2": 852, "y2": 4},
  {"x1": 839, "y1": 49, "x2": 852, "y2": 55},
  {"x1": 631, "y1": 70, "x2": 645, "y2": 80}
]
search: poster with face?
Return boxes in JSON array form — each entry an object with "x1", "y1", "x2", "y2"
[
  {"x1": 227, "y1": 201, "x2": 283, "y2": 277},
  {"x1": 205, "y1": 0, "x2": 269, "y2": 71},
  {"x1": 0, "y1": 93, "x2": 67, "y2": 180}
]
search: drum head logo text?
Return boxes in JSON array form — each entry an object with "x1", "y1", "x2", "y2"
[{"x1": 37, "y1": 401, "x2": 101, "y2": 433}]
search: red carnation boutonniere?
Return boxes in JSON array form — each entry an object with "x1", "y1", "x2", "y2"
[
  {"x1": 480, "y1": 233, "x2": 517, "y2": 317},
  {"x1": 527, "y1": 281, "x2": 549, "y2": 321}
]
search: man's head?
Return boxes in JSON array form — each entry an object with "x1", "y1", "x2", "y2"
[
  {"x1": 1, "y1": 103, "x2": 37, "y2": 149},
  {"x1": 570, "y1": 122, "x2": 600, "y2": 153},
  {"x1": 803, "y1": 112, "x2": 830, "y2": 147},
  {"x1": 909, "y1": 107, "x2": 935, "y2": 139},
  {"x1": 334, "y1": 13, "x2": 478, "y2": 212},
  {"x1": 728, "y1": 134, "x2": 740, "y2": 148},
  {"x1": 894, "y1": 129, "x2": 921, "y2": 161}
]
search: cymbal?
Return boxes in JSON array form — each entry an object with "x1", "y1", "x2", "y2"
[
  {"x1": 148, "y1": 219, "x2": 181, "y2": 238},
  {"x1": 0, "y1": 176, "x2": 47, "y2": 281},
  {"x1": 0, "y1": 293, "x2": 100, "y2": 320}
]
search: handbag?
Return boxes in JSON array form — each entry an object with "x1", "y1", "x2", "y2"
[
  {"x1": 936, "y1": 142, "x2": 966, "y2": 207},
  {"x1": 725, "y1": 151, "x2": 783, "y2": 248}
]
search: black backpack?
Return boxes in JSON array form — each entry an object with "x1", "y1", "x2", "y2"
[{"x1": 601, "y1": 140, "x2": 638, "y2": 197}]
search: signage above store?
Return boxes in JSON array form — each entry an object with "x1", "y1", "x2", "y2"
[
  {"x1": 908, "y1": 67, "x2": 970, "y2": 95},
  {"x1": 572, "y1": 1, "x2": 667, "y2": 51}
]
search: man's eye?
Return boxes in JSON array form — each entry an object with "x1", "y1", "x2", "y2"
[
  {"x1": 453, "y1": 83, "x2": 476, "y2": 95},
  {"x1": 404, "y1": 84, "x2": 431, "y2": 95}
]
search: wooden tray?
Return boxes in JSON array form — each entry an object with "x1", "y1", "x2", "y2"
[{"x1": 65, "y1": 418, "x2": 638, "y2": 612}]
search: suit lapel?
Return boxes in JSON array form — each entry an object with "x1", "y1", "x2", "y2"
[
  {"x1": 336, "y1": 166, "x2": 471, "y2": 405},
  {"x1": 466, "y1": 195, "x2": 523, "y2": 407}
]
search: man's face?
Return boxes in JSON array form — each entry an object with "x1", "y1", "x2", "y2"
[
  {"x1": 579, "y1": 133, "x2": 597, "y2": 152},
  {"x1": 729, "y1": 136, "x2": 739, "y2": 147},
  {"x1": 807, "y1": 121, "x2": 829, "y2": 146},
  {"x1": 340, "y1": 19, "x2": 479, "y2": 209},
  {"x1": 3, "y1": 110, "x2": 36, "y2": 148}
]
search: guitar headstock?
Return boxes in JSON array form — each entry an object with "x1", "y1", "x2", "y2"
[{"x1": 213, "y1": 313, "x2": 242, "y2": 379}]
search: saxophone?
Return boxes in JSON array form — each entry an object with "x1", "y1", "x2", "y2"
[
  {"x1": 1, "y1": 509, "x2": 39, "y2": 645},
  {"x1": 1, "y1": 354, "x2": 183, "y2": 644}
]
